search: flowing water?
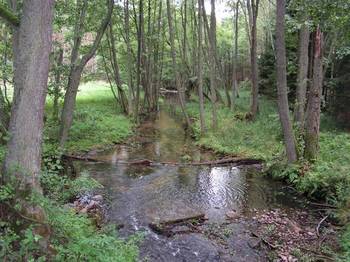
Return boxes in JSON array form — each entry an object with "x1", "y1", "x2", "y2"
[{"x1": 77, "y1": 107, "x2": 306, "y2": 261}]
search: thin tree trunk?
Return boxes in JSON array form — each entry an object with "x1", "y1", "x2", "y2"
[
  {"x1": 304, "y1": 26, "x2": 323, "y2": 161},
  {"x1": 197, "y1": 0, "x2": 206, "y2": 133},
  {"x1": 135, "y1": 0, "x2": 143, "y2": 122},
  {"x1": 294, "y1": 22, "x2": 310, "y2": 128},
  {"x1": 275, "y1": 0, "x2": 297, "y2": 163},
  {"x1": 124, "y1": 0, "x2": 135, "y2": 116},
  {"x1": 201, "y1": 0, "x2": 218, "y2": 129},
  {"x1": 166, "y1": 0, "x2": 191, "y2": 128},
  {"x1": 53, "y1": 48, "x2": 64, "y2": 120},
  {"x1": 231, "y1": 0, "x2": 240, "y2": 109},
  {"x1": 106, "y1": 23, "x2": 128, "y2": 114},
  {"x1": 59, "y1": 0, "x2": 113, "y2": 147}
]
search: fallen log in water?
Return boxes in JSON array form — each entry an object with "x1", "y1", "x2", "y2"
[
  {"x1": 64, "y1": 154, "x2": 263, "y2": 167},
  {"x1": 149, "y1": 213, "x2": 206, "y2": 237}
]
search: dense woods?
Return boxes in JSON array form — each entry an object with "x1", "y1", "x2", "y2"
[{"x1": 0, "y1": 0, "x2": 349, "y2": 260}]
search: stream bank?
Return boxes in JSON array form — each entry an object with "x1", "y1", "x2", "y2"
[{"x1": 73, "y1": 108, "x2": 339, "y2": 261}]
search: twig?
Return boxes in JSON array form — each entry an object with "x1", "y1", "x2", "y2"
[
  {"x1": 316, "y1": 215, "x2": 329, "y2": 237},
  {"x1": 251, "y1": 232, "x2": 279, "y2": 249},
  {"x1": 309, "y1": 202, "x2": 336, "y2": 209}
]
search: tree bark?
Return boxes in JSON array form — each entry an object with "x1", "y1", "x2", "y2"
[
  {"x1": 294, "y1": 22, "x2": 310, "y2": 128},
  {"x1": 247, "y1": 0, "x2": 260, "y2": 119},
  {"x1": 4, "y1": 0, "x2": 54, "y2": 190},
  {"x1": 304, "y1": 26, "x2": 323, "y2": 161},
  {"x1": 275, "y1": 0, "x2": 297, "y2": 163},
  {"x1": 59, "y1": 0, "x2": 113, "y2": 147}
]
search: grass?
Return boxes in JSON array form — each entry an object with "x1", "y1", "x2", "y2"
[
  {"x1": 45, "y1": 81, "x2": 133, "y2": 154},
  {"x1": 187, "y1": 85, "x2": 283, "y2": 161}
]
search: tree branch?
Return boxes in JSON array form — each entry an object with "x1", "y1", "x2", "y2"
[
  {"x1": 79, "y1": 0, "x2": 114, "y2": 68},
  {"x1": 0, "y1": 3, "x2": 19, "y2": 26}
]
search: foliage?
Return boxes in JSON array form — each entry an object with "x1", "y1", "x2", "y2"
[
  {"x1": 0, "y1": 187, "x2": 139, "y2": 261},
  {"x1": 340, "y1": 225, "x2": 350, "y2": 261},
  {"x1": 40, "y1": 171, "x2": 102, "y2": 203}
]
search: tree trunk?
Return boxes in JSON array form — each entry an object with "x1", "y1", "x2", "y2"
[
  {"x1": 197, "y1": 0, "x2": 206, "y2": 133},
  {"x1": 135, "y1": 0, "x2": 143, "y2": 122},
  {"x1": 294, "y1": 23, "x2": 310, "y2": 128},
  {"x1": 124, "y1": 0, "x2": 135, "y2": 116},
  {"x1": 304, "y1": 26, "x2": 323, "y2": 161},
  {"x1": 247, "y1": 0, "x2": 260, "y2": 119},
  {"x1": 53, "y1": 48, "x2": 64, "y2": 120},
  {"x1": 4, "y1": 0, "x2": 54, "y2": 190},
  {"x1": 166, "y1": 0, "x2": 191, "y2": 128},
  {"x1": 59, "y1": 0, "x2": 113, "y2": 147},
  {"x1": 275, "y1": 0, "x2": 297, "y2": 164},
  {"x1": 231, "y1": 0, "x2": 240, "y2": 109},
  {"x1": 106, "y1": 23, "x2": 128, "y2": 114}
]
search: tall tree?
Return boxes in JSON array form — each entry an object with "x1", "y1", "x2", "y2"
[
  {"x1": 166, "y1": 0, "x2": 191, "y2": 128},
  {"x1": 197, "y1": 0, "x2": 206, "y2": 133},
  {"x1": 275, "y1": 0, "x2": 297, "y2": 163},
  {"x1": 135, "y1": 0, "x2": 144, "y2": 122},
  {"x1": 231, "y1": 0, "x2": 240, "y2": 109},
  {"x1": 59, "y1": 0, "x2": 113, "y2": 147},
  {"x1": 2, "y1": 0, "x2": 54, "y2": 190},
  {"x1": 304, "y1": 26, "x2": 323, "y2": 161},
  {"x1": 1, "y1": 0, "x2": 54, "y2": 246},
  {"x1": 124, "y1": 0, "x2": 135, "y2": 116},
  {"x1": 294, "y1": 22, "x2": 310, "y2": 128},
  {"x1": 246, "y1": 0, "x2": 260, "y2": 119}
]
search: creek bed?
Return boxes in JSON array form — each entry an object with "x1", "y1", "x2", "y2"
[{"x1": 74, "y1": 109, "x2": 319, "y2": 261}]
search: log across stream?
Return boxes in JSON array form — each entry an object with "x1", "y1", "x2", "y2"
[{"x1": 72, "y1": 109, "x2": 320, "y2": 261}]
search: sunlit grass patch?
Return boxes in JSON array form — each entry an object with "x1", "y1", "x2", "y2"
[{"x1": 45, "y1": 81, "x2": 133, "y2": 153}]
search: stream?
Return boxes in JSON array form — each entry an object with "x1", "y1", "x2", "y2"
[{"x1": 77, "y1": 107, "x2": 309, "y2": 261}]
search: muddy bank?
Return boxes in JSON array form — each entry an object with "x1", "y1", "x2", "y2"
[{"x1": 72, "y1": 109, "x2": 338, "y2": 261}]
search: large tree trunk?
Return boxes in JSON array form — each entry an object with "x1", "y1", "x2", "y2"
[
  {"x1": 4, "y1": 0, "x2": 54, "y2": 191},
  {"x1": 275, "y1": 0, "x2": 297, "y2": 164},
  {"x1": 59, "y1": 0, "x2": 113, "y2": 147},
  {"x1": 304, "y1": 26, "x2": 323, "y2": 161},
  {"x1": 2, "y1": 0, "x2": 54, "y2": 247},
  {"x1": 294, "y1": 23, "x2": 310, "y2": 128},
  {"x1": 166, "y1": 0, "x2": 191, "y2": 128},
  {"x1": 197, "y1": 0, "x2": 206, "y2": 133}
]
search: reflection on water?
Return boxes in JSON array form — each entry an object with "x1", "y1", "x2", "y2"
[{"x1": 79, "y1": 109, "x2": 302, "y2": 231}]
